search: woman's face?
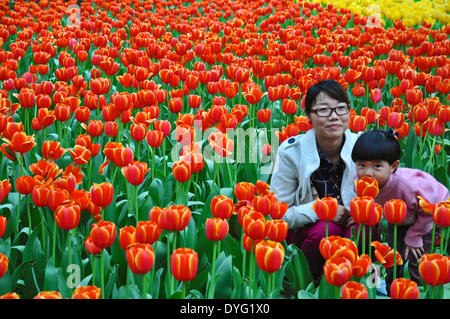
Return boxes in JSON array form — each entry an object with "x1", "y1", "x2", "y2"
[{"x1": 308, "y1": 92, "x2": 350, "y2": 142}]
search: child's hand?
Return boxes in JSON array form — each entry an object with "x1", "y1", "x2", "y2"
[
  {"x1": 331, "y1": 205, "x2": 350, "y2": 226},
  {"x1": 404, "y1": 245, "x2": 425, "y2": 261}
]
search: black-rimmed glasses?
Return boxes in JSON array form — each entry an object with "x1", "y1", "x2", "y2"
[{"x1": 310, "y1": 105, "x2": 350, "y2": 117}]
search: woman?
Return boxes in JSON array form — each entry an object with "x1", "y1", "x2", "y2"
[{"x1": 270, "y1": 79, "x2": 377, "y2": 283}]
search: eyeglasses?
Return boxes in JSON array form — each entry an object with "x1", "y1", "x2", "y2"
[{"x1": 310, "y1": 105, "x2": 350, "y2": 117}]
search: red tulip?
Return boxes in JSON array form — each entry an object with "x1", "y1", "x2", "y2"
[
  {"x1": 234, "y1": 182, "x2": 256, "y2": 201},
  {"x1": 312, "y1": 197, "x2": 338, "y2": 221},
  {"x1": 242, "y1": 211, "x2": 267, "y2": 240},
  {"x1": 41, "y1": 141, "x2": 66, "y2": 161},
  {"x1": 323, "y1": 256, "x2": 353, "y2": 286},
  {"x1": 126, "y1": 243, "x2": 155, "y2": 274},
  {"x1": 352, "y1": 254, "x2": 372, "y2": 277},
  {"x1": 121, "y1": 161, "x2": 150, "y2": 185},
  {"x1": 72, "y1": 286, "x2": 101, "y2": 299},
  {"x1": 90, "y1": 182, "x2": 114, "y2": 208},
  {"x1": 54, "y1": 202, "x2": 81, "y2": 230},
  {"x1": 33, "y1": 291, "x2": 62, "y2": 299},
  {"x1": 432, "y1": 203, "x2": 450, "y2": 228},
  {"x1": 171, "y1": 248, "x2": 198, "y2": 281},
  {"x1": 384, "y1": 199, "x2": 407, "y2": 224},
  {"x1": 90, "y1": 220, "x2": 117, "y2": 249},
  {"x1": 119, "y1": 226, "x2": 136, "y2": 250},
  {"x1": 146, "y1": 130, "x2": 164, "y2": 148},
  {"x1": 0, "y1": 253, "x2": 8, "y2": 278},
  {"x1": 0, "y1": 292, "x2": 20, "y2": 299},
  {"x1": 136, "y1": 221, "x2": 162, "y2": 245},
  {"x1": 371, "y1": 241, "x2": 403, "y2": 268},
  {"x1": 349, "y1": 196, "x2": 375, "y2": 225},
  {"x1": 205, "y1": 218, "x2": 229, "y2": 241},
  {"x1": 418, "y1": 253, "x2": 449, "y2": 286},
  {"x1": 0, "y1": 216, "x2": 6, "y2": 238},
  {"x1": 156, "y1": 205, "x2": 191, "y2": 232},
  {"x1": 84, "y1": 235, "x2": 102, "y2": 255},
  {"x1": 319, "y1": 235, "x2": 358, "y2": 264},
  {"x1": 15, "y1": 175, "x2": 35, "y2": 195},
  {"x1": 354, "y1": 176, "x2": 379, "y2": 198},
  {"x1": 266, "y1": 219, "x2": 288, "y2": 242},
  {"x1": 0, "y1": 179, "x2": 11, "y2": 203},
  {"x1": 255, "y1": 240, "x2": 285, "y2": 273},
  {"x1": 210, "y1": 195, "x2": 234, "y2": 219},
  {"x1": 390, "y1": 278, "x2": 420, "y2": 299},
  {"x1": 341, "y1": 281, "x2": 368, "y2": 299}
]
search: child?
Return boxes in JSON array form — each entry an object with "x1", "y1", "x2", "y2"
[{"x1": 351, "y1": 129, "x2": 449, "y2": 294}]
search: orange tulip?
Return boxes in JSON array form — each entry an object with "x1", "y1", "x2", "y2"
[
  {"x1": 312, "y1": 197, "x2": 338, "y2": 221},
  {"x1": 367, "y1": 203, "x2": 383, "y2": 227},
  {"x1": 0, "y1": 292, "x2": 20, "y2": 299},
  {"x1": 384, "y1": 199, "x2": 407, "y2": 224},
  {"x1": 355, "y1": 176, "x2": 379, "y2": 198},
  {"x1": 54, "y1": 202, "x2": 81, "y2": 230},
  {"x1": 349, "y1": 196, "x2": 375, "y2": 225},
  {"x1": 103, "y1": 143, "x2": 134, "y2": 167},
  {"x1": 352, "y1": 254, "x2": 372, "y2": 277},
  {"x1": 210, "y1": 195, "x2": 234, "y2": 219},
  {"x1": 33, "y1": 291, "x2": 62, "y2": 299},
  {"x1": 68, "y1": 145, "x2": 91, "y2": 165},
  {"x1": 136, "y1": 220, "x2": 162, "y2": 245},
  {"x1": 119, "y1": 225, "x2": 136, "y2": 250},
  {"x1": 156, "y1": 205, "x2": 191, "y2": 232},
  {"x1": 48, "y1": 187, "x2": 70, "y2": 211},
  {"x1": 0, "y1": 216, "x2": 6, "y2": 238},
  {"x1": 341, "y1": 281, "x2": 368, "y2": 299},
  {"x1": 256, "y1": 109, "x2": 271, "y2": 123},
  {"x1": 121, "y1": 161, "x2": 150, "y2": 185},
  {"x1": 205, "y1": 218, "x2": 229, "y2": 241},
  {"x1": 0, "y1": 179, "x2": 11, "y2": 203},
  {"x1": 242, "y1": 233, "x2": 262, "y2": 253},
  {"x1": 319, "y1": 235, "x2": 358, "y2": 264},
  {"x1": 41, "y1": 141, "x2": 66, "y2": 161},
  {"x1": 390, "y1": 278, "x2": 420, "y2": 299},
  {"x1": 32, "y1": 185, "x2": 50, "y2": 207},
  {"x1": 15, "y1": 175, "x2": 35, "y2": 195},
  {"x1": 126, "y1": 243, "x2": 155, "y2": 274},
  {"x1": 323, "y1": 256, "x2": 353, "y2": 286},
  {"x1": 432, "y1": 203, "x2": 450, "y2": 228},
  {"x1": 84, "y1": 235, "x2": 102, "y2": 255},
  {"x1": 72, "y1": 286, "x2": 101, "y2": 299},
  {"x1": 172, "y1": 160, "x2": 192, "y2": 183},
  {"x1": 269, "y1": 201, "x2": 289, "y2": 220},
  {"x1": 146, "y1": 129, "x2": 164, "y2": 148},
  {"x1": 90, "y1": 182, "x2": 114, "y2": 208},
  {"x1": 255, "y1": 240, "x2": 285, "y2": 273},
  {"x1": 234, "y1": 182, "x2": 257, "y2": 201},
  {"x1": 171, "y1": 248, "x2": 198, "y2": 281},
  {"x1": 418, "y1": 253, "x2": 449, "y2": 286},
  {"x1": 0, "y1": 131, "x2": 36, "y2": 160},
  {"x1": 371, "y1": 241, "x2": 403, "y2": 268},
  {"x1": 266, "y1": 219, "x2": 288, "y2": 242},
  {"x1": 208, "y1": 131, "x2": 234, "y2": 157},
  {"x1": 0, "y1": 253, "x2": 8, "y2": 278},
  {"x1": 242, "y1": 211, "x2": 267, "y2": 240},
  {"x1": 90, "y1": 220, "x2": 117, "y2": 249}
]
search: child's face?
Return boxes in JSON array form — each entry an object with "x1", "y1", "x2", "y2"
[{"x1": 355, "y1": 160, "x2": 400, "y2": 188}]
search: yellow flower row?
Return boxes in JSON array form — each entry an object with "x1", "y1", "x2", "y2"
[{"x1": 307, "y1": 0, "x2": 449, "y2": 27}]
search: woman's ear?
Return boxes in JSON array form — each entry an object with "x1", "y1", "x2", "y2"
[{"x1": 390, "y1": 160, "x2": 400, "y2": 173}]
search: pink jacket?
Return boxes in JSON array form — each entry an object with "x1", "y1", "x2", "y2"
[{"x1": 375, "y1": 168, "x2": 449, "y2": 248}]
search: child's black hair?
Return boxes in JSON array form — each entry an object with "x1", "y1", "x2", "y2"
[{"x1": 351, "y1": 130, "x2": 402, "y2": 164}]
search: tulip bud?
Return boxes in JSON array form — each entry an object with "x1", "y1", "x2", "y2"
[{"x1": 171, "y1": 248, "x2": 198, "y2": 281}]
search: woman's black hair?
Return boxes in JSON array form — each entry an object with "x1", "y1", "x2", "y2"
[
  {"x1": 304, "y1": 79, "x2": 350, "y2": 114},
  {"x1": 351, "y1": 130, "x2": 402, "y2": 164}
]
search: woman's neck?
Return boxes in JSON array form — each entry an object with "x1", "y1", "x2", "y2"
[{"x1": 316, "y1": 135, "x2": 344, "y2": 164}]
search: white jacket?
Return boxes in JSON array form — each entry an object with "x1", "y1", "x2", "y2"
[{"x1": 270, "y1": 129, "x2": 360, "y2": 230}]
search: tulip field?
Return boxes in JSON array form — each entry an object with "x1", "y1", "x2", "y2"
[{"x1": 0, "y1": 0, "x2": 449, "y2": 301}]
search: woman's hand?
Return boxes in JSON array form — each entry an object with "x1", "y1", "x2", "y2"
[
  {"x1": 331, "y1": 205, "x2": 350, "y2": 226},
  {"x1": 404, "y1": 245, "x2": 425, "y2": 261}
]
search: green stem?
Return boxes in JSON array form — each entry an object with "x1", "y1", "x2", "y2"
[
  {"x1": 27, "y1": 196, "x2": 31, "y2": 230},
  {"x1": 439, "y1": 227, "x2": 445, "y2": 254},
  {"x1": 126, "y1": 267, "x2": 130, "y2": 299},
  {"x1": 68, "y1": 229, "x2": 73, "y2": 267},
  {"x1": 355, "y1": 224, "x2": 361, "y2": 248},
  {"x1": 40, "y1": 208, "x2": 46, "y2": 253},
  {"x1": 53, "y1": 219, "x2": 56, "y2": 266},
  {"x1": 362, "y1": 224, "x2": 366, "y2": 255},
  {"x1": 444, "y1": 227, "x2": 449, "y2": 254},
  {"x1": 92, "y1": 255, "x2": 96, "y2": 287},
  {"x1": 142, "y1": 273, "x2": 147, "y2": 299},
  {"x1": 266, "y1": 272, "x2": 272, "y2": 299},
  {"x1": 368, "y1": 226, "x2": 372, "y2": 258},
  {"x1": 325, "y1": 221, "x2": 329, "y2": 238},
  {"x1": 209, "y1": 241, "x2": 218, "y2": 299},
  {"x1": 135, "y1": 185, "x2": 139, "y2": 222},
  {"x1": 101, "y1": 250, "x2": 105, "y2": 299}
]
